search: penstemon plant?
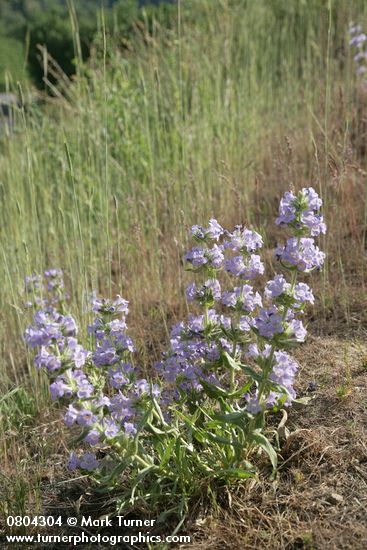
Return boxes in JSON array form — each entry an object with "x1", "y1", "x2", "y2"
[
  {"x1": 23, "y1": 188, "x2": 326, "y2": 517},
  {"x1": 349, "y1": 22, "x2": 367, "y2": 84}
]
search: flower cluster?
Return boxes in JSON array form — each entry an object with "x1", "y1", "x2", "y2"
[
  {"x1": 24, "y1": 280, "x2": 160, "y2": 473},
  {"x1": 350, "y1": 22, "x2": 367, "y2": 84},
  {"x1": 24, "y1": 269, "x2": 67, "y2": 309},
  {"x1": 24, "y1": 187, "x2": 325, "y2": 486},
  {"x1": 157, "y1": 187, "x2": 325, "y2": 416}
]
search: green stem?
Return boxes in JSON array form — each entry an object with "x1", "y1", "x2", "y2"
[
  {"x1": 133, "y1": 454, "x2": 154, "y2": 469},
  {"x1": 230, "y1": 367, "x2": 235, "y2": 392},
  {"x1": 203, "y1": 303, "x2": 209, "y2": 327}
]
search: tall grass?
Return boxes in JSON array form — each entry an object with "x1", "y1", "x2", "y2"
[{"x1": 0, "y1": 0, "x2": 366, "y2": 414}]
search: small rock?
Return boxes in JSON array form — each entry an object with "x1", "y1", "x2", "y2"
[{"x1": 327, "y1": 492, "x2": 344, "y2": 505}]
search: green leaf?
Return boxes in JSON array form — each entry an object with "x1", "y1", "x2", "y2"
[
  {"x1": 145, "y1": 422, "x2": 168, "y2": 436},
  {"x1": 250, "y1": 431, "x2": 277, "y2": 470},
  {"x1": 134, "y1": 404, "x2": 154, "y2": 436},
  {"x1": 199, "y1": 378, "x2": 230, "y2": 399},
  {"x1": 206, "y1": 432, "x2": 243, "y2": 448},
  {"x1": 212, "y1": 410, "x2": 249, "y2": 425},
  {"x1": 199, "y1": 378, "x2": 252, "y2": 400},
  {"x1": 222, "y1": 351, "x2": 241, "y2": 371},
  {"x1": 217, "y1": 467, "x2": 256, "y2": 480},
  {"x1": 293, "y1": 396, "x2": 313, "y2": 407},
  {"x1": 227, "y1": 380, "x2": 253, "y2": 399},
  {"x1": 240, "y1": 365, "x2": 262, "y2": 382}
]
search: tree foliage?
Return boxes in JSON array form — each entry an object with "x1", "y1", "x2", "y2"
[{"x1": 0, "y1": 0, "x2": 176, "y2": 90}]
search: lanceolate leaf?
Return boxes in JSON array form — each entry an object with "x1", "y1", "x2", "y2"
[{"x1": 250, "y1": 432, "x2": 278, "y2": 470}]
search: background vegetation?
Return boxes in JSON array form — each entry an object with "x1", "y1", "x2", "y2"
[
  {"x1": 0, "y1": 0, "x2": 367, "y2": 547},
  {"x1": 0, "y1": 0, "x2": 176, "y2": 90}
]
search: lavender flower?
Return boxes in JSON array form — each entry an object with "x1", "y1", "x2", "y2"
[
  {"x1": 23, "y1": 188, "x2": 326, "y2": 479},
  {"x1": 294, "y1": 282, "x2": 314, "y2": 304},
  {"x1": 225, "y1": 226, "x2": 263, "y2": 252},
  {"x1": 275, "y1": 187, "x2": 326, "y2": 236},
  {"x1": 301, "y1": 211, "x2": 327, "y2": 236},
  {"x1": 255, "y1": 306, "x2": 283, "y2": 339},
  {"x1": 265, "y1": 274, "x2": 290, "y2": 299},
  {"x1": 24, "y1": 273, "x2": 43, "y2": 293},
  {"x1": 247, "y1": 343, "x2": 272, "y2": 359},
  {"x1": 65, "y1": 338, "x2": 90, "y2": 368},
  {"x1": 275, "y1": 237, "x2": 325, "y2": 271},
  {"x1": 108, "y1": 393, "x2": 135, "y2": 421},
  {"x1": 350, "y1": 33, "x2": 367, "y2": 47},
  {"x1": 88, "y1": 317, "x2": 106, "y2": 339},
  {"x1": 50, "y1": 377, "x2": 72, "y2": 400},
  {"x1": 222, "y1": 284, "x2": 262, "y2": 312},
  {"x1": 79, "y1": 452, "x2": 100, "y2": 471},
  {"x1": 185, "y1": 244, "x2": 224, "y2": 269},
  {"x1": 92, "y1": 294, "x2": 129, "y2": 316},
  {"x1": 190, "y1": 219, "x2": 223, "y2": 241},
  {"x1": 275, "y1": 191, "x2": 297, "y2": 225},
  {"x1": 349, "y1": 23, "x2": 362, "y2": 35},
  {"x1": 44, "y1": 269, "x2": 64, "y2": 291},
  {"x1": 93, "y1": 339, "x2": 119, "y2": 367},
  {"x1": 34, "y1": 348, "x2": 62, "y2": 371},
  {"x1": 67, "y1": 453, "x2": 79, "y2": 471},
  {"x1": 224, "y1": 254, "x2": 264, "y2": 279},
  {"x1": 238, "y1": 316, "x2": 252, "y2": 332},
  {"x1": 64, "y1": 404, "x2": 79, "y2": 427},
  {"x1": 77, "y1": 408, "x2": 98, "y2": 427},
  {"x1": 287, "y1": 319, "x2": 307, "y2": 342},
  {"x1": 269, "y1": 351, "x2": 299, "y2": 403},
  {"x1": 245, "y1": 392, "x2": 262, "y2": 414},
  {"x1": 124, "y1": 422, "x2": 137, "y2": 437},
  {"x1": 103, "y1": 418, "x2": 120, "y2": 438},
  {"x1": 108, "y1": 365, "x2": 129, "y2": 388},
  {"x1": 186, "y1": 279, "x2": 221, "y2": 304},
  {"x1": 84, "y1": 429, "x2": 100, "y2": 446}
]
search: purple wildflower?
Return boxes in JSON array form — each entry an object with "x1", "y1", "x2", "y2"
[
  {"x1": 225, "y1": 254, "x2": 264, "y2": 279},
  {"x1": 275, "y1": 237, "x2": 325, "y2": 271},
  {"x1": 222, "y1": 284, "x2": 262, "y2": 312},
  {"x1": 288, "y1": 319, "x2": 307, "y2": 342},
  {"x1": 77, "y1": 408, "x2": 97, "y2": 427},
  {"x1": 67, "y1": 453, "x2": 79, "y2": 471},
  {"x1": 294, "y1": 282, "x2": 314, "y2": 304},
  {"x1": 269, "y1": 351, "x2": 299, "y2": 403},
  {"x1": 50, "y1": 377, "x2": 71, "y2": 400},
  {"x1": 245, "y1": 392, "x2": 262, "y2": 414},
  {"x1": 108, "y1": 365, "x2": 129, "y2": 388},
  {"x1": 84, "y1": 429, "x2": 100, "y2": 446},
  {"x1": 265, "y1": 274, "x2": 290, "y2": 299},
  {"x1": 275, "y1": 191, "x2": 297, "y2": 225},
  {"x1": 92, "y1": 294, "x2": 129, "y2": 316},
  {"x1": 103, "y1": 418, "x2": 120, "y2": 438},
  {"x1": 255, "y1": 306, "x2": 283, "y2": 339},
  {"x1": 190, "y1": 219, "x2": 223, "y2": 241},
  {"x1": 225, "y1": 226, "x2": 263, "y2": 252},
  {"x1": 185, "y1": 245, "x2": 224, "y2": 269},
  {"x1": 124, "y1": 422, "x2": 137, "y2": 437},
  {"x1": 186, "y1": 279, "x2": 221, "y2": 303},
  {"x1": 79, "y1": 452, "x2": 99, "y2": 471}
]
